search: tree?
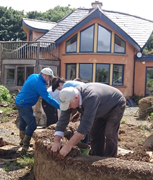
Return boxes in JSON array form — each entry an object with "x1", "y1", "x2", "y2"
[
  {"x1": 146, "y1": 33, "x2": 153, "y2": 51},
  {"x1": 0, "y1": 6, "x2": 26, "y2": 41},
  {"x1": 0, "y1": 5, "x2": 75, "y2": 41},
  {"x1": 26, "y1": 5, "x2": 75, "y2": 22}
]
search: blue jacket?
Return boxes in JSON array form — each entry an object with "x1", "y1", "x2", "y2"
[{"x1": 15, "y1": 74, "x2": 60, "y2": 109}]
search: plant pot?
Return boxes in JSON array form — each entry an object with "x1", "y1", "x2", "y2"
[{"x1": 77, "y1": 142, "x2": 91, "y2": 155}]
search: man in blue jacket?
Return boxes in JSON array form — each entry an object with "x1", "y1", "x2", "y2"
[{"x1": 15, "y1": 67, "x2": 60, "y2": 154}]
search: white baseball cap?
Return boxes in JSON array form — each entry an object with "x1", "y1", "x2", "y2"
[
  {"x1": 59, "y1": 87, "x2": 78, "y2": 111},
  {"x1": 41, "y1": 68, "x2": 54, "y2": 78}
]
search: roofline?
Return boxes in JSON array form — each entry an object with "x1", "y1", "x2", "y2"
[
  {"x1": 135, "y1": 55, "x2": 153, "y2": 61},
  {"x1": 55, "y1": 8, "x2": 141, "y2": 51},
  {"x1": 103, "y1": 10, "x2": 153, "y2": 23},
  {"x1": 22, "y1": 20, "x2": 50, "y2": 33},
  {"x1": 23, "y1": 18, "x2": 57, "y2": 24}
]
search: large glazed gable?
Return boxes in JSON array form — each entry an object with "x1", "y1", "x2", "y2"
[{"x1": 37, "y1": 7, "x2": 153, "y2": 51}]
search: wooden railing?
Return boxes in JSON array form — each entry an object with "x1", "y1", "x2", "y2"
[{"x1": 0, "y1": 41, "x2": 59, "y2": 60}]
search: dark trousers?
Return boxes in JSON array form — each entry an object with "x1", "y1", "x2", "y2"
[
  {"x1": 90, "y1": 99, "x2": 126, "y2": 157},
  {"x1": 42, "y1": 99, "x2": 58, "y2": 127}
]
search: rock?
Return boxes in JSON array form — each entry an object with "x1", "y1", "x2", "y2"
[{"x1": 143, "y1": 133, "x2": 153, "y2": 151}]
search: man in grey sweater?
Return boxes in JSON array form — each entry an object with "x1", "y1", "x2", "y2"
[{"x1": 51, "y1": 83, "x2": 126, "y2": 158}]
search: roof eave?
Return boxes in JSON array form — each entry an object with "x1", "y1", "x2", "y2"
[{"x1": 22, "y1": 20, "x2": 49, "y2": 33}]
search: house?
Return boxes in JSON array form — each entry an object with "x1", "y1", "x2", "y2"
[
  {"x1": 0, "y1": 19, "x2": 60, "y2": 91},
  {"x1": 1, "y1": 1, "x2": 153, "y2": 98}
]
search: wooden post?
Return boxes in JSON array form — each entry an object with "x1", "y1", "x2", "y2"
[
  {"x1": 0, "y1": 43, "x2": 2, "y2": 85},
  {"x1": 35, "y1": 42, "x2": 40, "y2": 73}
]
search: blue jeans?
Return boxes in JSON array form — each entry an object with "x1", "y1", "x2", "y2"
[{"x1": 16, "y1": 103, "x2": 37, "y2": 136}]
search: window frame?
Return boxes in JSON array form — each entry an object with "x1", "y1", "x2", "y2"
[
  {"x1": 95, "y1": 63, "x2": 110, "y2": 84},
  {"x1": 5, "y1": 65, "x2": 34, "y2": 86},
  {"x1": 79, "y1": 63, "x2": 93, "y2": 83},
  {"x1": 97, "y1": 24, "x2": 112, "y2": 53},
  {"x1": 5, "y1": 67, "x2": 16, "y2": 85},
  {"x1": 80, "y1": 24, "x2": 95, "y2": 53},
  {"x1": 114, "y1": 34, "x2": 126, "y2": 54},
  {"x1": 66, "y1": 34, "x2": 77, "y2": 54},
  {"x1": 112, "y1": 64, "x2": 124, "y2": 86},
  {"x1": 65, "y1": 63, "x2": 76, "y2": 80}
]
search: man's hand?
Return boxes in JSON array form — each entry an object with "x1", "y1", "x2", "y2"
[
  {"x1": 51, "y1": 142, "x2": 61, "y2": 152},
  {"x1": 59, "y1": 144, "x2": 72, "y2": 158},
  {"x1": 59, "y1": 132, "x2": 85, "y2": 159},
  {"x1": 51, "y1": 135, "x2": 62, "y2": 152}
]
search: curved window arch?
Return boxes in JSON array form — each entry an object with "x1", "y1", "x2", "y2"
[
  {"x1": 97, "y1": 25, "x2": 111, "y2": 53},
  {"x1": 80, "y1": 25, "x2": 94, "y2": 52}
]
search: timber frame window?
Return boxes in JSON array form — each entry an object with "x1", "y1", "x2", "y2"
[
  {"x1": 5, "y1": 65, "x2": 34, "y2": 86},
  {"x1": 66, "y1": 63, "x2": 124, "y2": 85},
  {"x1": 6, "y1": 66, "x2": 15, "y2": 85},
  {"x1": 114, "y1": 34, "x2": 126, "y2": 54},
  {"x1": 66, "y1": 64, "x2": 76, "y2": 80},
  {"x1": 112, "y1": 64, "x2": 124, "y2": 86},
  {"x1": 96, "y1": 64, "x2": 110, "y2": 84},
  {"x1": 97, "y1": 25, "x2": 111, "y2": 53},
  {"x1": 80, "y1": 25, "x2": 94, "y2": 52},
  {"x1": 65, "y1": 24, "x2": 126, "y2": 54},
  {"x1": 66, "y1": 35, "x2": 77, "y2": 53},
  {"x1": 79, "y1": 63, "x2": 93, "y2": 82}
]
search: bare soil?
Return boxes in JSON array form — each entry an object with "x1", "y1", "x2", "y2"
[{"x1": 0, "y1": 105, "x2": 153, "y2": 179}]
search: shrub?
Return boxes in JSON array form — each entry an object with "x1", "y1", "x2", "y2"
[{"x1": 0, "y1": 85, "x2": 12, "y2": 102}]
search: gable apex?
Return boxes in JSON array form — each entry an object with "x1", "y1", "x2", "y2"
[{"x1": 54, "y1": 8, "x2": 140, "y2": 50}]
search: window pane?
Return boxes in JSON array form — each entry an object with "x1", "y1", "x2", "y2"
[
  {"x1": 146, "y1": 68, "x2": 153, "y2": 95},
  {"x1": 17, "y1": 67, "x2": 24, "y2": 86},
  {"x1": 66, "y1": 64, "x2": 76, "y2": 80},
  {"x1": 26, "y1": 67, "x2": 34, "y2": 79},
  {"x1": 80, "y1": 25, "x2": 94, "y2": 52},
  {"x1": 6, "y1": 69, "x2": 15, "y2": 85},
  {"x1": 113, "y1": 65, "x2": 124, "y2": 86},
  {"x1": 66, "y1": 35, "x2": 77, "y2": 53},
  {"x1": 97, "y1": 25, "x2": 111, "y2": 52},
  {"x1": 114, "y1": 35, "x2": 125, "y2": 53},
  {"x1": 79, "y1": 64, "x2": 93, "y2": 82},
  {"x1": 96, "y1": 64, "x2": 110, "y2": 83}
]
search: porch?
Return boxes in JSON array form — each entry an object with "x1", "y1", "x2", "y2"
[{"x1": 0, "y1": 41, "x2": 60, "y2": 92}]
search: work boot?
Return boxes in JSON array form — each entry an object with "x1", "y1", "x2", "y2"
[
  {"x1": 19, "y1": 130, "x2": 25, "y2": 146},
  {"x1": 20, "y1": 135, "x2": 31, "y2": 155}
]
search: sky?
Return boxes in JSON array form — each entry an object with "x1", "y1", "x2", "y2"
[{"x1": 1, "y1": 0, "x2": 153, "y2": 21}]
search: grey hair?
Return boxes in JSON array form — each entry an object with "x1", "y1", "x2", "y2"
[{"x1": 71, "y1": 88, "x2": 79, "y2": 102}]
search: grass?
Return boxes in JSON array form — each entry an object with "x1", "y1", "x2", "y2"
[
  {"x1": 140, "y1": 125, "x2": 148, "y2": 130},
  {"x1": 2, "y1": 115, "x2": 8, "y2": 122},
  {"x1": 3, "y1": 154, "x2": 34, "y2": 172},
  {"x1": 120, "y1": 119, "x2": 126, "y2": 124},
  {"x1": 0, "y1": 106, "x2": 17, "y2": 122},
  {"x1": 18, "y1": 154, "x2": 34, "y2": 169},
  {"x1": 0, "y1": 106, "x2": 16, "y2": 115},
  {"x1": 3, "y1": 161, "x2": 11, "y2": 172}
]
